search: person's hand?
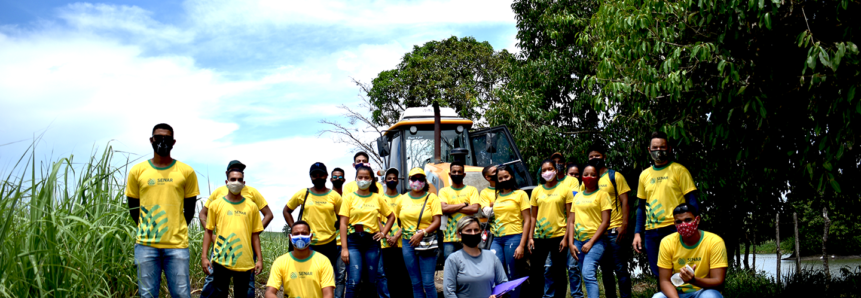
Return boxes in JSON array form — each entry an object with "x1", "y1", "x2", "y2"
[
  {"x1": 680, "y1": 264, "x2": 697, "y2": 283},
  {"x1": 632, "y1": 233, "x2": 643, "y2": 253},
  {"x1": 373, "y1": 232, "x2": 384, "y2": 241},
  {"x1": 489, "y1": 295, "x2": 497, "y2": 298},
  {"x1": 616, "y1": 226, "x2": 628, "y2": 244},
  {"x1": 559, "y1": 238, "x2": 568, "y2": 252},
  {"x1": 201, "y1": 258, "x2": 212, "y2": 276},
  {"x1": 255, "y1": 259, "x2": 263, "y2": 275},
  {"x1": 514, "y1": 244, "x2": 525, "y2": 260},
  {"x1": 341, "y1": 249, "x2": 350, "y2": 264},
  {"x1": 582, "y1": 241, "x2": 593, "y2": 254},
  {"x1": 387, "y1": 235, "x2": 397, "y2": 246},
  {"x1": 527, "y1": 239, "x2": 535, "y2": 253},
  {"x1": 569, "y1": 244, "x2": 580, "y2": 261},
  {"x1": 409, "y1": 230, "x2": 424, "y2": 247},
  {"x1": 482, "y1": 207, "x2": 494, "y2": 218}
]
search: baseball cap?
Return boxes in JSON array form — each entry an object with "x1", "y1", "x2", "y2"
[
  {"x1": 408, "y1": 167, "x2": 426, "y2": 177},
  {"x1": 309, "y1": 162, "x2": 327, "y2": 175},
  {"x1": 385, "y1": 167, "x2": 399, "y2": 177},
  {"x1": 227, "y1": 160, "x2": 246, "y2": 171},
  {"x1": 549, "y1": 152, "x2": 564, "y2": 160}
]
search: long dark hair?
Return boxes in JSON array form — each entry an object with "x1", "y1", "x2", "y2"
[
  {"x1": 538, "y1": 159, "x2": 556, "y2": 184},
  {"x1": 495, "y1": 164, "x2": 519, "y2": 194},
  {"x1": 354, "y1": 166, "x2": 379, "y2": 193}
]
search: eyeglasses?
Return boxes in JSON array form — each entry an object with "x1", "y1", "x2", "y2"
[
  {"x1": 331, "y1": 176, "x2": 344, "y2": 180},
  {"x1": 152, "y1": 135, "x2": 173, "y2": 142},
  {"x1": 409, "y1": 176, "x2": 424, "y2": 182}
]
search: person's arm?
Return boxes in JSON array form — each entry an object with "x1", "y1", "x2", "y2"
[
  {"x1": 567, "y1": 211, "x2": 580, "y2": 260},
  {"x1": 440, "y1": 201, "x2": 465, "y2": 214},
  {"x1": 461, "y1": 203, "x2": 479, "y2": 215},
  {"x1": 425, "y1": 215, "x2": 442, "y2": 233},
  {"x1": 201, "y1": 229, "x2": 213, "y2": 275},
  {"x1": 380, "y1": 213, "x2": 396, "y2": 237},
  {"x1": 260, "y1": 206, "x2": 274, "y2": 229},
  {"x1": 443, "y1": 257, "x2": 458, "y2": 298},
  {"x1": 252, "y1": 232, "x2": 263, "y2": 274},
  {"x1": 685, "y1": 192, "x2": 699, "y2": 214},
  {"x1": 127, "y1": 197, "x2": 140, "y2": 225},
  {"x1": 322, "y1": 287, "x2": 334, "y2": 298},
  {"x1": 582, "y1": 210, "x2": 611, "y2": 253},
  {"x1": 658, "y1": 267, "x2": 680, "y2": 298},
  {"x1": 340, "y1": 215, "x2": 350, "y2": 264},
  {"x1": 617, "y1": 192, "x2": 630, "y2": 242},
  {"x1": 687, "y1": 266, "x2": 727, "y2": 289},
  {"x1": 265, "y1": 287, "x2": 279, "y2": 298},
  {"x1": 560, "y1": 203, "x2": 571, "y2": 252},
  {"x1": 528, "y1": 207, "x2": 538, "y2": 252},
  {"x1": 515, "y1": 209, "x2": 531, "y2": 259},
  {"x1": 284, "y1": 206, "x2": 295, "y2": 227},
  {"x1": 198, "y1": 206, "x2": 208, "y2": 228},
  {"x1": 633, "y1": 198, "x2": 647, "y2": 253},
  {"x1": 183, "y1": 197, "x2": 196, "y2": 225}
]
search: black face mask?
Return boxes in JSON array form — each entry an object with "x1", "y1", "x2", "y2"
[
  {"x1": 386, "y1": 180, "x2": 398, "y2": 190},
  {"x1": 151, "y1": 136, "x2": 173, "y2": 157},
  {"x1": 555, "y1": 163, "x2": 565, "y2": 173},
  {"x1": 590, "y1": 158, "x2": 606, "y2": 170},
  {"x1": 461, "y1": 232, "x2": 481, "y2": 248},
  {"x1": 497, "y1": 178, "x2": 516, "y2": 190},
  {"x1": 331, "y1": 179, "x2": 345, "y2": 188},
  {"x1": 450, "y1": 174, "x2": 465, "y2": 184},
  {"x1": 312, "y1": 178, "x2": 326, "y2": 189}
]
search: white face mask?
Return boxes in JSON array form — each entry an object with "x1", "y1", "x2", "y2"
[
  {"x1": 541, "y1": 170, "x2": 557, "y2": 182},
  {"x1": 357, "y1": 180, "x2": 372, "y2": 190},
  {"x1": 227, "y1": 181, "x2": 244, "y2": 195}
]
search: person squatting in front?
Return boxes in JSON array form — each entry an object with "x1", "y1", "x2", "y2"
[
  {"x1": 396, "y1": 168, "x2": 443, "y2": 298},
  {"x1": 568, "y1": 163, "x2": 612, "y2": 298},
  {"x1": 653, "y1": 203, "x2": 727, "y2": 298},
  {"x1": 443, "y1": 216, "x2": 508, "y2": 298},
  {"x1": 529, "y1": 159, "x2": 574, "y2": 298},
  {"x1": 338, "y1": 165, "x2": 396, "y2": 298},
  {"x1": 265, "y1": 220, "x2": 336, "y2": 298},
  {"x1": 200, "y1": 169, "x2": 264, "y2": 298}
]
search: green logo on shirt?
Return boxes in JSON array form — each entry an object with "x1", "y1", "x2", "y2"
[
  {"x1": 650, "y1": 178, "x2": 656, "y2": 184},
  {"x1": 137, "y1": 205, "x2": 168, "y2": 245},
  {"x1": 213, "y1": 233, "x2": 244, "y2": 267},
  {"x1": 227, "y1": 210, "x2": 234, "y2": 216},
  {"x1": 290, "y1": 272, "x2": 298, "y2": 279},
  {"x1": 534, "y1": 218, "x2": 553, "y2": 239},
  {"x1": 678, "y1": 258, "x2": 686, "y2": 266},
  {"x1": 148, "y1": 179, "x2": 155, "y2": 186}
]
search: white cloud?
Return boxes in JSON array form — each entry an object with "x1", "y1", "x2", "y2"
[{"x1": 59, "y1": 3, "x2": 194, "y2": 47}]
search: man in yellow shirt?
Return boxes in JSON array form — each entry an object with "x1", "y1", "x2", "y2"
[
  {"x1": 126, "y1": 123, "x2": 199, "y2": 298},
  {"x1": 200, "y1": 170, "x2": 264, "y2": 297},
  {"x1": 551, "y1": 152, "x2": 580, "y2": 191},
  {"x1": 633, "y1": 131, "x2": 700, "y2": 277},
  {"x1": 654, "y1": 203, "x2": 726, "y2": 298},
  {"x1": 266, "y1": 221, "x2": 336, "y2": 298},
  {"x1": 439, "y1": 161, "x2": 480, "y2": 260},
  {"x1": 478, "y1": 165, "x2": 497, "y2": 219},
  {"x1": 331, "y1": 167, "x2": 346, "y2": 195}
]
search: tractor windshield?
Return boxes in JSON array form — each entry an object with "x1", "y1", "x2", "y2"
[{"x1": 404, "y1": 128, "x2": 471, "y2": 170}]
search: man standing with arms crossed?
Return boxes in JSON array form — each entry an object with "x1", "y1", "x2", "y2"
[
  {"x1": 439, "y1": 161, "x2": 481, "y2": 260},
  {"x1": 633, "y1": 131, "x2": 700, "y2": 276},
  {"x1": 126, "y1": 123, "x2": 199, "y2": 298}
]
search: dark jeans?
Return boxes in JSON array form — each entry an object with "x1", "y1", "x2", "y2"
[
  {"x1": 345, "y1": 232, "x2": 388, "y2": 298},
  {"x1": 443, "y1": 242, "x2": 463, "y2": 261},
  {"x1": 530, "y1": 237, "x2": 568, "y2": 298},
  {"x1": 382, "y1": 246, "x2": 413, "y2": 298},
  {"x1": 644, "y1": 225, "x2": 677, "y2": 276},
  {"x1": 200, "y1": 262, "x2": 252, "y2": 298},
  {"x1": 313, "y1": 240, "x2": 340, "y2": 270},
  {"x1": 601, "y1": 231, "x2": 632, "y2": 298},
  {"x1": 202, "y1": 255, "x2": 256, "y2": 297},
  {"x1": 335, "y1": 254, "x2": 346, "y2": 298}
]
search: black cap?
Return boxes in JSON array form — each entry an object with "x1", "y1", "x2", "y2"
[
  {"x1": 310, "y1": 162, "x2": 327, "y2": 175},
  {"x1": 227, "y1": 160, "x2": 246, "y2": 172}
]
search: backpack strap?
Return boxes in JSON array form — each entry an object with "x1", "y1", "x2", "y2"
[
  {"x1": 609, "y1": 169, "x2": 620, "y2": 211},
  {"x1": 297, "y1": 188, "x2": 310, "y2": 222}
]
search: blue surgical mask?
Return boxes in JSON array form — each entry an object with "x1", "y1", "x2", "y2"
[{"x1": 291, "y1": 235, "x2": 312, "y2": 250}]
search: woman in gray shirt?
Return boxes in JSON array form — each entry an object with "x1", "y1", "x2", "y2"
[{"x1": 444, "y1": 217, "x2": 508, "y2": 298}]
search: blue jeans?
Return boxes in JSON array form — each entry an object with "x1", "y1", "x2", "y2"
[
  {"x1": 202, "y1": 255, "x2": 256, "y2": 297},
  {"x1": 491, "y1": 234, "x2": 523, "y2": 298},
  {"x1": 530, "y1": 237, "x2": 567, "y2": 298},
  {"x1": 568, "y1": 253, "x2": 584, "y2": 298},
  {"x1": 645, "y1": 226, "x2": 677, "y2": 276},
  {"x1": 401, "y1": 239, "x2": 437, "y2": 298},
  {"x1": 573, "y1": 238, "x2": 607, "y2": 298},
  {"x1": 134, "y1": 244, "x2": 191, "y2": 298},
  {"x1": 335, "y1": 256, "x2": 346, "y2": 298},
  {"x1": 601, "y1": 231, "x2": 632, "y2": 298},
  {"x1": 443, "y1": 242, "x2": 463, "y2": 261},
  {"x1": 652, "y1": 289, "x2": 723, "y2": 298},
  {"x1": 345, "y1": 232, "x2": 387, "y2": 298}
]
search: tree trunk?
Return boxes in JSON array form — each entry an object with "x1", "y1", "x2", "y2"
[
  {"x1": 822, "y1": 207, "x2": 831, "y2": 283},
  {"x1": 735, "y1": 236, "x2": 741, "y2": 268},
  {"x1": 794, "y1": 212, "x2": 801, "y2": 274},
  {"x1": 776, "y1": 213, "x2": 781, "y2": 287},
  {"x1": 433, "y1": 102, "x2": 441, "y2": 163},
  {"x1": 744, "y1": 231, "x2": 750, "y2": 270}
]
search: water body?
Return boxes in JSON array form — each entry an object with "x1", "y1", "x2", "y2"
[{"x1": 744, "y1": 254, "x2": 861, "y2": 279}]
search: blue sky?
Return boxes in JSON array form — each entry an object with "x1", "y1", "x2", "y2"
[{"x1": 0, "y1": 0, "x2": 519, "y2": 230}]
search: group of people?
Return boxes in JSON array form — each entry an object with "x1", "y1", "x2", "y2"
[{"x1": 126, "y1": 123, "x2": 729, "y2": 298}]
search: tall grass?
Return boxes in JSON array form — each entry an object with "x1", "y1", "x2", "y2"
[{"x1": 0, "y1": 144, "x2": 290, "y2": 297}]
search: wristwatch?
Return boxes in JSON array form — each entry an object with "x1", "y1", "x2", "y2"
[{"x1": 463, "y1": 203, "x2": 469, "y2": 208}]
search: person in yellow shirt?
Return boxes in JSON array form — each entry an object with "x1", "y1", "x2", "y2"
[
  {"x1": 439, "y1": 161, "x2": 480, "y2": 260},
  {"x1": 380, "y1": 168, "x2": 411, "y2": 298},
  {"x1": 265, "y1": 221, "x2": 335, "y2": 298},
  {"x1": 200, "y1": 170, "x2": 264, "y2": 298},
  {"x1": 126, "y1": 123, "x2": 199, "y2": 298},
  {"x1": 485, "y1": 164, "x2": 531, "y2": 298},
  {"x1": 586, "y1": 144, "x2": 633, "y2": 298},
  {"x1": 338, "y1": 165, "x2": 396, "y2": 298},
  {"x1": 633, "y1": 131, "x2": 700, "y2": 277},
  {"x1": 284, "y1": 162, "x2": 342, "y2": 270},
  {"x1": 567, "y1": 163, "x2": 612, "y2": 298},
  {"x1": 654, "y1": 203, "x2": 726, "y2": 298},
  {"x1": 551, "y1": 152, "x2": 580, "y2": 192},
  {"x1": 198, "y1": 160, "x2": 273, "y2": 298},
  {"x1": 478, "y1": 165, "x2": 497, "y2": 219},
  {"x1": 566, "y1": 163, "x2": 581, "y2": 183},
  {"x1": 343, "y1": 152, "x2": 383, "y2": 194},
  {"x1": 331, "y1": 167, "x2": 346, "y2": 195},
  {"x1": 395, "y1": 168, "x2": 442, "y2": 298},
  {"x1": 529, "y1": 160, "x2": 574, "y2": 298}
]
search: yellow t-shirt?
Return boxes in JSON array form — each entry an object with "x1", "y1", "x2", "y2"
[
  {"x1": 657, "y1": 231, "x2": 728, "y2": 294},
  {"x1": 125, "y1": 160, "x2": 200, "y2": 249},
  {"x1": 570, "y1": 190, "x2": 612, "y2": 241},
  {"x1": 339, "y1": 192, "x2": 392, "y2": 234},
  {"x1": 558, "y1": 175, "x2": 580, "y2": 192},
  {"x1": 490, "y1": 190, "x2": 531, "y2": 237},
  {"x1": 637, "y1": 162, "x2": 697, "y2": 230},
  {"x1": 595, "y1": 171, "x2": 631, "y2": 229},
  {"x1": 267, "y1": 251, "x2": 336, "y2": 298},
  {"x1": 394, "y1": 192, "x2": 442, "y2": 239},
  {"x1": 439, "y1": 185, "x2": 480, "y2": 242},
  {"x1": 476, "y1": 187, "x2": 495, "y2": 208},
  {"x1": 381, "y1": 193, "x2": 403, "y2": 248},
  {"x1": 343, "y1": 181, "x2": 383, "y2": 194},
  {"x1": 206, "y1": 197, "x2": 264, "y2": 271},
  {"x1": 286, "y1": 189, "x2": 342, "y2": 245},
  {"x1": 205, "y1": 185, "x2": 268, "y2": 210},
  {"x1": 530, "y1": 183, "x2": 573, "y2": 239}
]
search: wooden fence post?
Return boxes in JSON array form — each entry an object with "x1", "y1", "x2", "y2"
[
  {"x1": 822, "y1": 207, "x2": 831, "y2": 282},
  {"x1": 776, "y1": 213, "x2": 781, "y2": 287},
  {"x1": 794, "y1": 212, "x2": 801, "y2": 274}
]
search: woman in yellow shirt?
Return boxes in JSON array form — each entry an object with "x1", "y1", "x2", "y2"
[
  {"x1": 528, "y1": 160, "x2": 574, "y2": 298},
  {"x1": 395, "y1": 168, "x2": 442, "y2": 298},
  {"x1": 338, "y1": 166, "x2": 395, "y2": 298},
  {"x1": 567, "y1": 163, "x2": 612, "y2": 298},
  {"x1": 487, "y1": 164, "x2": 531, "y2": 298}
]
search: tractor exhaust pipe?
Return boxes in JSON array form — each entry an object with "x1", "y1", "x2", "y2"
[{"x1": 433, "y1": 102, "x2": 441, "y2": 163}]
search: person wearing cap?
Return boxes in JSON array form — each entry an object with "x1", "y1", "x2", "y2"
[
  {"x1": 199, "y1": 160, "x2": 274, "y2": 297},
  {"x1": 439, "y1": 161, "x2": 481, "y2": 261},
  {"x1": 380, "y1": 167, "x2": 411, "y2": 298},
  {"x1": 395, "y1": 168, "x2": 442, "y2": 298},
  {"x1": 585, "y1": 144, "x2": 632, "y2": 298},
  {"x1": 343, "y1": 152, "x2": 383, "y2": 194},
  {"x1": 633, "y1": 132, "x2": 700, "y2": 277},
  {"x1": 551, "y1": 152, "x2": 580, "y2": 192},
  {"x1": 284, "y1": 162, "x2": 343, "y2": 269},
  {"x1": 653, "y1": 203, "x2": 726, "y2": 298}
]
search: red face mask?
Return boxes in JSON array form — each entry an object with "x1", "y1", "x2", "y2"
[
  {"x1": 582, "y1": 176, "x2": 599, "y2": 190},
  {"x1": 677, "y1": 217, "x2": 699, "y2": 238}
]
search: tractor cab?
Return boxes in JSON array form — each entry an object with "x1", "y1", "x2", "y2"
[{"x1": 375, "y1": 106, "x2": 535, "y2": 195}]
